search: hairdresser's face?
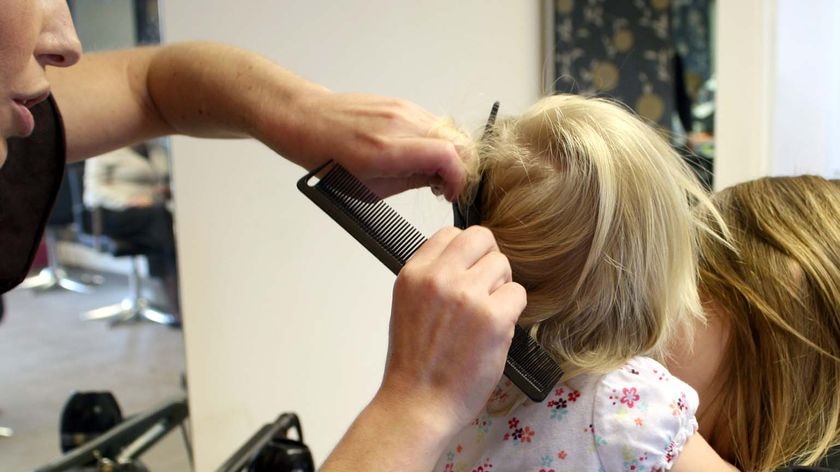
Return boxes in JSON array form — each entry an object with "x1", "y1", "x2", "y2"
[{"x1": 0, "y1": 0, "x2": 81, "y2": 166}]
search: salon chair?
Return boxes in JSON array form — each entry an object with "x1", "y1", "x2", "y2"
[
  {"x1": 32, "y1": 395, "x2": 189, "y2": 472},
  {"x1": 217, "y1": 413, "x2": 313, "y2": 472},
  {"x1": 64, "y1": 163, "x2": 175, "y2": 326},
  {"x1": 18, "y1": 169, "x2": 100, "y2": 294}
]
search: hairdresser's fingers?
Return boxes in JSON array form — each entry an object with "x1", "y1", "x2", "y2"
[
  {"x1": 372, "y1": 137, "x2": 466, "y2": 202},
  {"x1": 437, "y1": 226, "x2": 500, "y2": 270},
  {"x1": 468, "y1": 250, "x2": 514, "y2": 294},
  {"x1": 487, "y1": 281, "x2": 528, "y2": 326},
  {"x1": 407, "y1": 226, "x2": 462, "y2": 266},
  {"x1": 363, "y1": 174, "x2": 442, "y2": 202}
]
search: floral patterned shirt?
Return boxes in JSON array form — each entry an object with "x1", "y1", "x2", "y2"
[{"x1": 435, "y1": 356, "x2": 699, "y2": 472}]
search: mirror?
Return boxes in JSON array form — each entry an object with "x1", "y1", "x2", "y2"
[
  {"x1": 544, "y1": 0, "x2": 715, "y2": 188},
  {"x1": 0, "y1": 1, "x2": 190, "y2": 470}
]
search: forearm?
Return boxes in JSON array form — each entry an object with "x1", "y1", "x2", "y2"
[
  {"x1": 321, "y1": 392, "x2": 456, "y2": 472},
  {"x1": 49, "y1": 42, "x2": 327, "y2": 163},
  {"x1": 146, "y1": 42, "x2": 327, "y2": 164}
]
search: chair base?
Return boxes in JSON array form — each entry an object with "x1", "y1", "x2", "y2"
[
  {"x1": 19, "y1": 267, "x2": 101, "y2": 294},
  {"x1": 82, "y1": 298, "x2": 176, "y2": 327}
]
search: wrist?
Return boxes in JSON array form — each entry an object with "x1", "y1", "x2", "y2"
[
  {"x1": 372, "y1": 379, "x2": 467, "y2": 444},
  {"x1": 321, "y1": 387, "x2": 462, "y2": 472},
  {"x1": 368, "y1": 389, "x2": 460, "y2": 456},
  {"x1": 250, "y1": 72, "x2": 331, "y2": 169}
]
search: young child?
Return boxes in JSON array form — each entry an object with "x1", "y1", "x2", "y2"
[{"x1": 435, "y1": 95, "x2": 735, "y2": 471}]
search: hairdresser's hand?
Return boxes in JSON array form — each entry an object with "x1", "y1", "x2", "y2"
[
  {"x1": 261, "y1": 91, "x2": 468, "y2": 201},
  {"x1": 321, "y1": 226, "x2": 525, "y2": 472},
  {"x1": 383, "y1": 225, "x2": 525, "y2": 428}
]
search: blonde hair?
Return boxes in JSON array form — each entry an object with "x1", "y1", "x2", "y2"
[
  {"x1": 458, "y1": 94, "x2": 721, "y2": 378},
  {"x1": 696, "y1": 175, "x2": 840, "y2": 471}
]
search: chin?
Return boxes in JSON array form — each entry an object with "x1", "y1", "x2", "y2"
[{"x1": 0, "y1": 141, "x2": 7, "y2": 168}]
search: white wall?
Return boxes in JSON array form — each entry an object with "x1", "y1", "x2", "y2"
[
  {"x1": 715, "y1": 0, "x2": 840, "y2": 188},
  {"x1": 161, "y1": 2, "x2": 541, "y2": 470},
  {"x1": 772, "y1": 0, "x2": 840, "y2": 177},
  {"x1": 714, "y1": 0, "x2": 777, "y2": 190}
]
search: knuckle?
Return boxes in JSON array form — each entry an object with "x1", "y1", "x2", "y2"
[
  {"x1": 489, "y1": 250, "x2": 511, "y2": 270},
  {"x1": 433, "y1": 226, "x2": 461, "y2": 241},
  {"x1": 466, "y1": 225, "x2": 496, "y2": 246}
]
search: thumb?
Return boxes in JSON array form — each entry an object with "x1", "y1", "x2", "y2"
[{"x1": 378, "y1": 138, "x2": 466, "y2": 201}]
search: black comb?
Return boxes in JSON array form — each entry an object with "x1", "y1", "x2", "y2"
[{"x1": 297, "y1": 160, "x2": 563, "y2": 402}]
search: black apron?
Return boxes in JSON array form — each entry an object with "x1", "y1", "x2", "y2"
[{"x1": 0, "y1": 96, "x2": 65, "y2": 294}]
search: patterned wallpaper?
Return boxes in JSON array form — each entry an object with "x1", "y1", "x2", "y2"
[
  {"x1": 553, "y1": 0, "x2": 676, "y2": 129},
  {"x1": 552, "y1": 0, "x2": 715, "y2": 188}
]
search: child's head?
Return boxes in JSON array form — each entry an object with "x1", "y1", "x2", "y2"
[{"x1": 457, "y1": 94, "x2": 718, "y2": 377}]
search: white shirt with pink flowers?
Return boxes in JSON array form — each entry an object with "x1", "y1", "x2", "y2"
[{"x1": 434, "y1": 356, "x2": 699, "y2": 472}]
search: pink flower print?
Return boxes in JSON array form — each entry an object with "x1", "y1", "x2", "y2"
[
  {"x1": 567, "y1": 390, "x2": 581, "y2": 402},
  {"x1": 665, "y1": 440, "x2": 677, "y2": 463},
  {"x1": 521, "y1": 426, "x2": 535, "y2": 443},
  {"x1": 456, "y1": 444, "x2": 463, "y2": 454},
  {"x1": 620, "y1": 387, "x2": 641, "y2": 408},
  {"x1": 472, "y1": 458, "x2": 493, "y2": 472},
  {"x1": 677, "y1": 393, "x2": 688, "y2": 413},
  {"x1": 671, "y1": 392, "x2": 689, "y2": 417},
  {"x1": 443, "y1": 464, "x2": 455, "y2": 472},
  {"x1": 503, "y1": 417, "x2": 534, "y2": 445},
  {"x1": 653, "y1": 368, "x2": 668, "y2": 381},
  {"x1": 624, "y1": 453, "x2": 648, "y2": 471},
  {"x1": 547, "y1": 389, "x2": 572, "y2": 420},
  {"x1": 475, "y1": 415, "x2": 492, "y2": 434},
  {"x1": 558, "y1": 450, "x2": 568, "y2": 460},
  {"x1": 539, "y1": 469, "x2": 555, "y2": 472}
]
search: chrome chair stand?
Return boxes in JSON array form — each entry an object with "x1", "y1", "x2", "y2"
[
  {"x1": 81, "y1": 256, "x2": 175, "y2": 326},
  {"x1": 19, "y1": 229, "x2": 100, "y2": 294}
]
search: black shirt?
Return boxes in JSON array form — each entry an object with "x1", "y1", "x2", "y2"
[{"x1": 0, "y1": 96, "x2": 65, "y2": 294}]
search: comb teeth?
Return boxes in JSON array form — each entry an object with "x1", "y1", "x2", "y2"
[
  {"x1": 298, "y1": 161, "x2": 563, "y2": 402},
  {"x1": 506, "y1": 326, "x2": 564, "y2": 401},
  {"x1": 317, "y1": 165, "x2": 425, "y2": 268}
]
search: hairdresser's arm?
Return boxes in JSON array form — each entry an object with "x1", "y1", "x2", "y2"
[
  {"x1": 320, "y1": 227, "x2": 527, "y2": 472},
  {"x1": 47, "y1": 42, "x2": 466, "y2": 200},
  {"x1": 672, "y1": 434, "x2": 740, "y2": 472}
]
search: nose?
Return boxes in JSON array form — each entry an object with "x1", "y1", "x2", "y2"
[{"x1": 34, "y1": 1, "x2": 82, "y2": 68}]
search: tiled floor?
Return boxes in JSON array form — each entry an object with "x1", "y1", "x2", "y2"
[{"x1": 0, "y1": 271, "x2": 191, "y2": 471}]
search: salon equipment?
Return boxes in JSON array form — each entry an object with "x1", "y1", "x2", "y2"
[
  {"x1": 60, "y1": 392, "x2": 124, "y2": 453},
  {"x1": 217, "y1": 413, "x2": 313, "y2": 472},
  {"x1": 64, "y1": 162, "x2": 176, "y2": 326},
  {"x1": 297, "y1": 159, "x2": 563, "y2": 402},
  {"x1": 32, "y1": 396, "x2": 189, "y2": 472}
]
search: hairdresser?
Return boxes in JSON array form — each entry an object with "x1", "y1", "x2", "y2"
[{"x1": 0, "y1": 2, "x2": 526, "y2": 471}]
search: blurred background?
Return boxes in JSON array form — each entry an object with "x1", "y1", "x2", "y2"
[{"x1": 0, "y1": 1, "x2": 837, "y2": 471}]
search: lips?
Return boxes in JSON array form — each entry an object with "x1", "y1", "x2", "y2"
[
  {"x1": 14, "y1": 91, "x2": 50, "y2": 109},
  {"x1": 10, "y1": 90, "x2": 50, "y2": 137}
]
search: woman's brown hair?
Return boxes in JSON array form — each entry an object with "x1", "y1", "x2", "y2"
[{"x1": 697, "y1": 175, "x2": 840, "y2": 471}]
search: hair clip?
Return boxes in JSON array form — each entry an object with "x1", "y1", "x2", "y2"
[{"x1": 454, "y1": 101, "x2": 499, "y2": 229}]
